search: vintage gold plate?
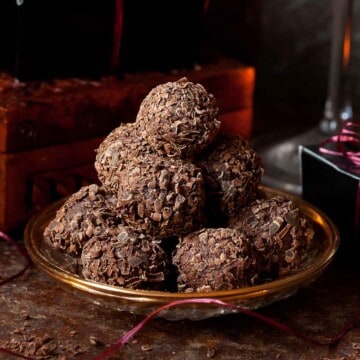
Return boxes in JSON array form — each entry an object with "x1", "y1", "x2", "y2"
[{"x1": 24, "y1": 186, "x2": 340, "y2": 320}]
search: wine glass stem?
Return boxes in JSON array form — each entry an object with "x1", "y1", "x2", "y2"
[{"x1": 320, "y1": 0, "x2": 353, "y2": 135}]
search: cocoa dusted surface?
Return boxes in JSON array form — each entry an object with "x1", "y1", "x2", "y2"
[{"x1": 1, "y1": 240, "x2": 359, "y2": 360}]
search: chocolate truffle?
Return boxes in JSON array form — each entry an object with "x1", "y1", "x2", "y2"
[
  {"x1": 81, "y1": 226, "x2": 169, "y2": 290},
  {"x1": 116, "y1": 154, "x2": 206, "y2": 238},
  {"x1": 136, "y1": 77, "x2": 221, "y2": 159},
  {"x1": 43, "y1": 184, "x2": 121, "y2": 257},
  {"x1": 172, "y1": 228, "x2": 259, "y2": 293},
  {"x1": 196, "y1": 133, "x2": 264, "y2": 225},
  {"x1": 230, "y1": 196, "x2": 315, "y2": 277},
  {"x1": 95, "y1": 122, "x2": 154, "y2": 193}
]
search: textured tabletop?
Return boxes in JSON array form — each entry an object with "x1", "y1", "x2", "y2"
[{"x1": 1, "y1": 239, "x2": 359, "y2": 360}]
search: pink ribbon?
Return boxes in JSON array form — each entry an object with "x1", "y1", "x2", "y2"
[
  {"x1": 0, "y1": 231, "x2": 31, "y2": 286},
  {"x1": 93, "y1": 298, "x2": 360, "y2": 360},
  {"x1": 319, "y1": 121, "x2": 360, "y2": 165}
]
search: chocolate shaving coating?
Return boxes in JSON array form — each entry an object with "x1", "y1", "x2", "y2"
[
  {"x1": 81, "y1": 227, "x2": 169, "y2": 290},
  {"x1": 116, "y1": 155, "x2": 206, "y2": 238},
  {"x1": 45, "y1": 77, "x2": 316, "y2": 292},
  {"x1": 95, "y1": 122, "x2": 154, "y2": 193},
  {"x1": 196, "y1": 133, "x2": 264, "y2": 225},
  {"x1": 230, "y1": 196, "x2": 315, "y2": 277},
  {"x1": 136, "y1": 77, "x2": 221, "y2": 159},
  {"x1": 173, "y1": 228, "x2": 259, "y2": 293},
  {"x1": 43, "y1": 184, "x2": 121, "y2": 257}
]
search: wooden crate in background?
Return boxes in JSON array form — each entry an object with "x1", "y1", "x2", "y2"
[{"x1": 0, "y1": 59, "x2": 255, "y2": 233}]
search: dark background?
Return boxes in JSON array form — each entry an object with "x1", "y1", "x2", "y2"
[{"x1": 2, "y1": 0, "x2": 360, "y2": 118}]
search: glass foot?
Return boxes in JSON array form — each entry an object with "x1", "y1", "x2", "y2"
[{"x1": 252, "y1": 126, "x2": 328, "y2": 195}]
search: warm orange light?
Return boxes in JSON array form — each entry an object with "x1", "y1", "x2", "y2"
[{"x1": 343, "y1": 20, "x2": 351, "y2": 69}]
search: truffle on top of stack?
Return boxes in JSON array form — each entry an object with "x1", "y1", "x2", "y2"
[
  {"x1": 136, "y1": 77, "x2": 221, "y2": 159},
  {"x1": 229, "y1": 196, "x2": 315, "y2": 278}
]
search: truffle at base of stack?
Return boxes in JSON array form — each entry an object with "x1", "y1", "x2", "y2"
[
  {"x1": 43, "y1": 184, "x2": 121, "y2": 258},
  {"x1": 172, "y1": 228, "x2": 260, "y2": 293},
  {"x1": 229, "y1": 196, "x2": 315, "y2": 279},
  {"x1": 81, "y1": 226, "x2": 169, "y2": 290}
]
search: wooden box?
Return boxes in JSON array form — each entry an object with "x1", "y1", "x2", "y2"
[{"x1": 0, "y1": 59, "x2": 255, "y2": 233}]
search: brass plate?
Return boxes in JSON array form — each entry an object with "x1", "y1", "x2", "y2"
[{"x1": 24, "y1": 186, "x2": 340, "y2": 320}]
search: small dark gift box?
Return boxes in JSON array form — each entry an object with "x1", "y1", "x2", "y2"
[{"x1": 300, "y1": 144, "x2": 359, "y2": 258}]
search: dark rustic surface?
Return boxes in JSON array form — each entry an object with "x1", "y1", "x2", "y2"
[{"x1": 1, "y1": 239, "x2": 359, "y2": 360}]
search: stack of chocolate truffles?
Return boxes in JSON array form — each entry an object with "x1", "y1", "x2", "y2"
[{"x1": 44, "y1": 77, "x2": 315, "y2": 293}]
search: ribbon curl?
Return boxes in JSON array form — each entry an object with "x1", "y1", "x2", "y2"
[
  {"x1": 0, "y1": 231, "x2": 31, "y2": 286},
  {"x1": 319, "y1": 121, "x2": 360, "y2": 165}
]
